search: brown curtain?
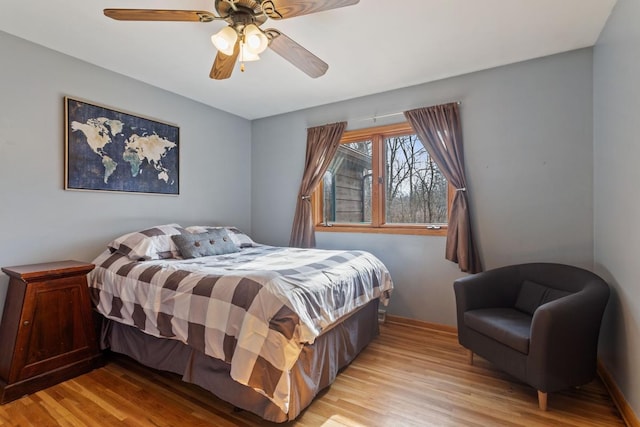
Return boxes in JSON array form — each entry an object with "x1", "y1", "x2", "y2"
[
  {"x1": 289, "y1": 122, "x2": 347, "y2": 248},
  {"x1": 404, "y1": 103, "x2": 482, "y2": 273}
]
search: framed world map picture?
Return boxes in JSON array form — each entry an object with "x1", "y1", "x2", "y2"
[{"x1": 64, "y1": 97, "x2": 180, "y2": 195}]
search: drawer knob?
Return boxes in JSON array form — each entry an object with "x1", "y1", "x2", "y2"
[{"x1": 23, "y1": 320, "x2": 30, "y2": 326}]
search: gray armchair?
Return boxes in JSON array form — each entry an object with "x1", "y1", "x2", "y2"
[{"x1": 454, "y1": 263, "x2": 609, "y2": 410}]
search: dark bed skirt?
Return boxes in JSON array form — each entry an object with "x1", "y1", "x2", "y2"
[{"x1": 98, "y1": 298, "x2": 380, "y2": 423}]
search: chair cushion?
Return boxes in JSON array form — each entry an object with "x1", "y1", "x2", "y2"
[
  {"x1": 514, "y1": 280, "x2": 571, "y2": 315},
  {"x1": 464, "y1": 308, "x2": 532, "y2": 354}
]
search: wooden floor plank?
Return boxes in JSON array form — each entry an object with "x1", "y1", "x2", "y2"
[{"x1": 0, "y1": 322, "x2": 625, "y2": 426}]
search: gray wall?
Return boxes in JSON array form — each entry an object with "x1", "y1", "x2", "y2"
[
  {"x1": 251, "y1": 48, "x2": 595, "y2": 326},
  {"x1": 594, "y1": 0, "x2": 640, "y2": 418},
  {"x1": 0, "y1": 31, "x2": 252, "y2": 318}
]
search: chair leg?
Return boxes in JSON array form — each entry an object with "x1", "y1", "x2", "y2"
[
  {"x1": 538, "y1": 391, "x2": 548, "y2": 411},
  {"x1": 467, "y1": 349, "x2": 473, "y2": 365}
]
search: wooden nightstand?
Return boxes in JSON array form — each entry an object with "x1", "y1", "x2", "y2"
[{"x1": 0, "y1": 260, "x2": 103, "y2": 404}]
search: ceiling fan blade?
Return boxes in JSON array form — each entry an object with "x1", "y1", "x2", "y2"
[
  {"x1": 104, "y1": 9, "x2": 216, "y2": 22},
  {"x1": 261, "y1": 0, "x2": 359, "y2": 19},
  {"x1": 265, "y1": 29, "x2": 328, "y2": 78},
  {"x1": 210, "y1": 41, "x2": 240, "y2": 80}
]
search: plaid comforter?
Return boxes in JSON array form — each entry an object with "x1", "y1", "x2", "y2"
[{"x1": 89, "y1": 245, "x2": 393, "y2": 413}]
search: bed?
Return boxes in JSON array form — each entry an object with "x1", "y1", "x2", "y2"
[{"x1": 88, "y1": 224, "x2": 393, "y2": 422}]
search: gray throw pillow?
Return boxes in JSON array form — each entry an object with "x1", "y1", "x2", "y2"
[
  {"x1": 171, "y1": 229, "x2": 240, "y2": 259},
  {"x1": 186, "y1": 225, "x2": 257, "y2": 248}
]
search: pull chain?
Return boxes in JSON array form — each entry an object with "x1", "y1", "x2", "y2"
[{"x1": 240, "y1": 39, "x2": 246, "y2": 72}]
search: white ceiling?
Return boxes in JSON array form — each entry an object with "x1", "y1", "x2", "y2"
[{"x1": 0, "y1": 0, "x2": 616, "y2": 120}]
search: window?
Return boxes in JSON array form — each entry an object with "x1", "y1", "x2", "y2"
[{"x1": 312, "y1": 122, "x2": 453, "y2": 236}]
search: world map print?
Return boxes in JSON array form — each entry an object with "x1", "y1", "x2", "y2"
[{"x1": 65, "y1": 98, "x2": 179, "y2": 194}]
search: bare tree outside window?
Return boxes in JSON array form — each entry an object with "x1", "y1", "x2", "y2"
[{"x1": 385, "y1": 134, "x2": 447, "y2": 224}]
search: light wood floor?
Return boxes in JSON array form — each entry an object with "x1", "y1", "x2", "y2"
[{"x1": 0, "y1": 321, "x2": 625, "y2": 426}]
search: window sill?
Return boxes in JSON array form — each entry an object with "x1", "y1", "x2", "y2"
[{"x1": 314, "y1": 224, "x2": 448, "y2": 237}]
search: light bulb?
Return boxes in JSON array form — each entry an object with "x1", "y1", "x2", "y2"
[
  {"x1": 239, "y1": 42, "x2": 260, "y2": 62},
  {"x1": 211, "y1": 26, "x2": 237, "y2": 56},
  {"x1": 243, "y1": 24, "x2": 268, "y2": 54},
  {"x1": 247, "y1": 34, "x2": 261, "y2": 50},
  {"x1": 217, "y1": 38, "x2": 230, "y2": 51}
]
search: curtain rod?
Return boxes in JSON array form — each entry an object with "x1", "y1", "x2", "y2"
[{"x1": 348, "y1": 101, "x2": 461, "y2": 124}]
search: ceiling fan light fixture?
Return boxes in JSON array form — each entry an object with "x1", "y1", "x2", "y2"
[
  {"x1": 103, "y1": 0, "x2": 360, "y2": 80},
  {"x1": 211, "y1": 26, "x2": 238, "y2": 56},
  {"x1": 243, "y1": 24, "x2": 269, "y2": 55}
]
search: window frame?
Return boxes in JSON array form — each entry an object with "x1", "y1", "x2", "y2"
[{"x1": 312, "y1": 122, "x2": 453, "y2": 236}]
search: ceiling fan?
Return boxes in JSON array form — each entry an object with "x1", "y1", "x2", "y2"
[{"x1": 103, "y1": 0, "x2": 359, "y2": 80}]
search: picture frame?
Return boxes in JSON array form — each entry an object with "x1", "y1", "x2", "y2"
[{"x1": 64, "y1": 96, "x2": 180, "y2": 195}]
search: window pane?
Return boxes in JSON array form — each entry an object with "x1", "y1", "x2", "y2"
[
  {"x1": 323, "y1": 141, "x2": 373, "y2": 224},
  {"x1": 385, "y1": 134, "x2": 448, "y2": 224}
]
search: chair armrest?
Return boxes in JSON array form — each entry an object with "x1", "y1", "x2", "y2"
[{"x1": 527, "y1": 285, "x2": 609, "y2": 390}]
